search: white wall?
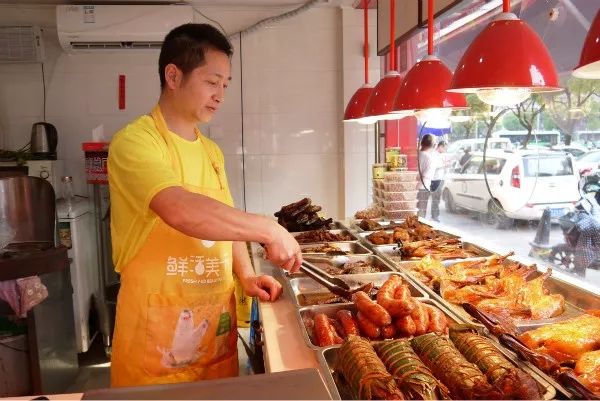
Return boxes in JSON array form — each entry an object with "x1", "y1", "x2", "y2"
[{"x1": 0, "y1": 3, "x2": 373, "y2": 220}]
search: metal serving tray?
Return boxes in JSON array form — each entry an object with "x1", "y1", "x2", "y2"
[
  {"x1": 387, "y1": 256, "x2": 597, "y2": 331},
  {"x1": 316, "y1": 326, "x2": 557, "y2": 400},
  {"x1": 357, "y1": 230, "x2": 460, "y2": 249},
  {"x1": 287, "y1": 254, "x2": 395, "y2": 278},
  {"x1": 293, "y1": 229, "x2": 359, "y2": 245},
  {"x1": 300, "y1": 241, "x2": 372, "y2": 256},
  {"x1": 287, "y1": 270, "x2": 428, "y2": 308},
  {"x1": 372, "y1": 241, "x2": 492, "y2": 264},
  {"x1": 297, "y1": 298, "x2": 458, "y2": 351}
]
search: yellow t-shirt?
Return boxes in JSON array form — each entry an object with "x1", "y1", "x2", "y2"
[{"x1": 108, "y1": 114, "x2": 233, "y2": 272}]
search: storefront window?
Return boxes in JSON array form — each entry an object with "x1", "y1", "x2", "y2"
[{"x1": 397, "y1": 0, "x2": 600, "y2": 290}]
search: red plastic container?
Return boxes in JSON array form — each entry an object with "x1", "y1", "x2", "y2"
[{"x1": 82, "y1": 142, "x2": 109, "y2": 184}]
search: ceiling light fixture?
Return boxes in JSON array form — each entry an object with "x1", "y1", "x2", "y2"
[
  {"x1": 392, "y1": 0, "x2": 467, "y2": 123},
  {"x1": 448, "y1": 0, "x2": 561, "y2": 107},
  {"x1": 573, "y1": 10, "x2": 600, "y2": 79},
  {"x1": 343, "y1": 0, "x2": 375, "y2": 123},
  {"x1": 363, "y1": 0, "x2": 407, "y2": 122}
]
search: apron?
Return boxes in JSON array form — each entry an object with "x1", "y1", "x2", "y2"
[{"x1": 110, "y1": 105, "x2": 238, "y2": 387}]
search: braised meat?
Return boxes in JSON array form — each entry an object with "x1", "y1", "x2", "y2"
[
  {"x1": 294, "y1": 229, "x2": 353, "y2": 244},
  {"x1": 275, "y1": 198, "x2": 332, "y2": 232},
  {"x1": 341, "y1": 261, "x2": 380, "y2": 274},
  {"x1": 358, "y1": 219, "x2": 381, "y2": 231}
]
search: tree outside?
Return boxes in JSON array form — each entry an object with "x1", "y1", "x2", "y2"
[{"x1": 543, "y1": 77, "x2": 600, "y2": 145}]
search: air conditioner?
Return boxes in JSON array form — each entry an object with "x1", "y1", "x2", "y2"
[{"x1": 56, "y1": 5, "x2": 193, "y2": 53}]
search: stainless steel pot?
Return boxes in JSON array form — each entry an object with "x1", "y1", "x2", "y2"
[{"x1": 0, "y1": 176, "x2": 56, "y2": 245}]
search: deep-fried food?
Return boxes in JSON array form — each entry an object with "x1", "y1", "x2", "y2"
[{"x1": 520, "y1": 313, "x2": 600, "y2": 363}]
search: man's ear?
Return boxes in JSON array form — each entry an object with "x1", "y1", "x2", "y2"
[{"x1": 164, "y1": 63, "x2": 182, "y2": 90}]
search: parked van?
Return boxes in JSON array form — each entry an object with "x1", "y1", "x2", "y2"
[
  {"x1": 446, "y1": 138, "x2": 513, "y2": 170},
  {"x1": 443, "y1": 150, "x2": 579, "y2": 228}
]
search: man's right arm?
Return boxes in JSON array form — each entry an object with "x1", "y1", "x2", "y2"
[{"x1": 150, "y1": 186, "x2": 302, "y2": 272}]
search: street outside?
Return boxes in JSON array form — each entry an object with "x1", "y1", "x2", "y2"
[{"x1": 427, "y1": 202, "x2": 600, "y2": 288}]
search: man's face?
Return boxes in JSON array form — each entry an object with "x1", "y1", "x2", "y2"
[{"x1": 176, "y1": 48, "x2": 231, "y2": 123}]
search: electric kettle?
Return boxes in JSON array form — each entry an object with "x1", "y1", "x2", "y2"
[{"x1": 30, "y1": 122, "x2": 58, "y2": 156}]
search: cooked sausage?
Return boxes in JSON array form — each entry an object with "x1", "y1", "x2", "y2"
[
  {"x1": 377, "y1": 275, "x2": 416, "y2": 317},
  {"x1": 356, "y1": 311, "x2": 381, "y2": 339},
  {"x1": 314, "y1": 313, "x2": 343, "y2": 346},
  {"x1": 353, "y1": 291, "x2": 392, "y2": 326},
  {"x1": 381, "y1": 324, "x2": 397, "y2": 339},
  {"x1": 394, "y1": 315, "x2": 417, "y2": 337},
  {"x1": 425, "y1": 304, "x2": 448, "y2": 334},
  {"x1": 411, "y1": 301, "x2": 430, "y2": 336},
  {"x1": 336, "y1": 310, "x2": 360, "y2": 337}
]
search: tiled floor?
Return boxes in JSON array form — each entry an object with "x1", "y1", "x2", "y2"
[{"x1": 65, "y1": 328, "x2": 253, "y2": 393}]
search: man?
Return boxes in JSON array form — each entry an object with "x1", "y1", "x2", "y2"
[
  {"x1": 430, "y1": 141, "x2": 447, "y2": 222},
  {"x1": 417, "y1": 134, "x2": 439, "y2": 218},
  {"x1": 108, "y1": 24, "x2": 302, "y2": 387},
  {"x1": 459, "y1": 146, "x2": 471, "y2": 167}
]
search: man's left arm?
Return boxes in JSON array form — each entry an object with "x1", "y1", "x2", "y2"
[{"x1": 232, "y1": 241, "x2": 282, "y2": 302}]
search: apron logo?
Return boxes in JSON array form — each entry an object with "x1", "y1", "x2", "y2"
[
  {"x1": 156, "y1": 310, "x2": 209, "y2": 368},
  {"x1": 201, "y1": 240, "x2": 216, "y2": 248}
]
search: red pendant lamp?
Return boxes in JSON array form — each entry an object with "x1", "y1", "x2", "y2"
[
  {"x1": 392, "y1": 0, "x2": 467, "y2": 123},
  {"x1": 364, "y1": 0, "x2": 407, "y2": 121},
  {"x1": 344, "y1": 0, "x2": 376, "y2": 124},
  {"x1": 448, "y1": 0, "x2": 561, "y2": 107},
  {"x1": 573, "y1": 9, "x2": 600, "y2": 79}
]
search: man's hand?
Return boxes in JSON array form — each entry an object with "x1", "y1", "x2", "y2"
[
  {"x1": 240, "y1": 274, "x2": 283, "y2": 302},
  {"x1": 263, "y1": 222, "x2": 302, "y2": 273}
]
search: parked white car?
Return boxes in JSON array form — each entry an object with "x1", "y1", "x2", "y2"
[{"x1": 443, "y1": 150, "x2": 580, "y2": 228}]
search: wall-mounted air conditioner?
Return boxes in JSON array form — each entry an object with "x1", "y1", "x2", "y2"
[{"x1": 56, "y1": 5, "x2": 193, "y2": 53}]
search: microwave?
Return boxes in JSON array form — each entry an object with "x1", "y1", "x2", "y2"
[{"x1": 0, "y1": 160, "x2": 63, "y2": 196}]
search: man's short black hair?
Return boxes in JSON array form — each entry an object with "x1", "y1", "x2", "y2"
[
  {"x1": 159, "y1": 23, "x2": 233, "y2": 90},
  {"x1": 420, "y1": 134, "x2": 434, "y2": 149},
  {"x1": 437, "y1": 141, "x2": 447, "y2": 148}
]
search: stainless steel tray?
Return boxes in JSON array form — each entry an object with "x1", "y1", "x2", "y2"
[
  {"x1": 287, "y1": 270, "x2": 429, "y2": 308},
  {"x1": 287, "y1": 254, "x2": 395, "y2": 278},
  {"x1": 316, "y1": 328, "x2": 557, "y2": 400},
  {"x1": 357, "y1": 230, "x2": 460, "y2": 248},
  {"x1": 293, "y1": 229, "x2": 359, "y2": 244},
  {"x1": 384, "y1": 256, "x2": 593, "y2": 331},
  {"x1": 300, "y1": 241, "x2": 372, "y2": 256},
  {"x1": 297, "y1": 298, "x2": 459, "y2": 350},
  {"x1": 372, "y1": 241, "x2": 492, "y2": 264}
]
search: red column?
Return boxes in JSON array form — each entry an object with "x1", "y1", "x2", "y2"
[{"x1": 385, "y1": 116, "x2": 418, "y2": 169}]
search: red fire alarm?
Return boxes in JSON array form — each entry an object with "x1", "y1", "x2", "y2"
[{"x1": 118, "y1": 74, "x2": 126, "y2": 110}]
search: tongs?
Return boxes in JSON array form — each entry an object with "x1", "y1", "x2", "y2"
[{"x1": 300, "y1": 260, "x2": 368, "y2": 299}]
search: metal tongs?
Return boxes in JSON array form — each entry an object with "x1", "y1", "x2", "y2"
[{"x1": 300, "y1": 260, "x2": 369, "y2": 299}]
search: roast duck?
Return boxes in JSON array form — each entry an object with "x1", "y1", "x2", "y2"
[{"x1": 409, "y1": 253, "x2": 566, "y2": 322}]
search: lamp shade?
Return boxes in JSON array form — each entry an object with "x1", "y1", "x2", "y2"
[
  {"x1": 343, "y1": 84, "x2": 374, "y2": 122},
  {"x1": 573, "y1": 10, "x2": 600, "y2": 79},
  {"x1": 393, "y1": 56, "x2": 467, "y2": 113},
  {"x1": 449, "y1": 13, "x2": 561, "y2": 97},
  {"x1": 364, "y1": 71, "x2": 405, "y2": 120}
]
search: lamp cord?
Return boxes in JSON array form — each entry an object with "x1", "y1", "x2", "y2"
[
  {"x1": 389, "y1": 0, "x2": 395, "y2": 71},
  {"x1": 363, "y1": 0, "x2": 369, "y2": 84},
  {"x1": 428, "y1": 0, "x2": 434, "y2": 56}
]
